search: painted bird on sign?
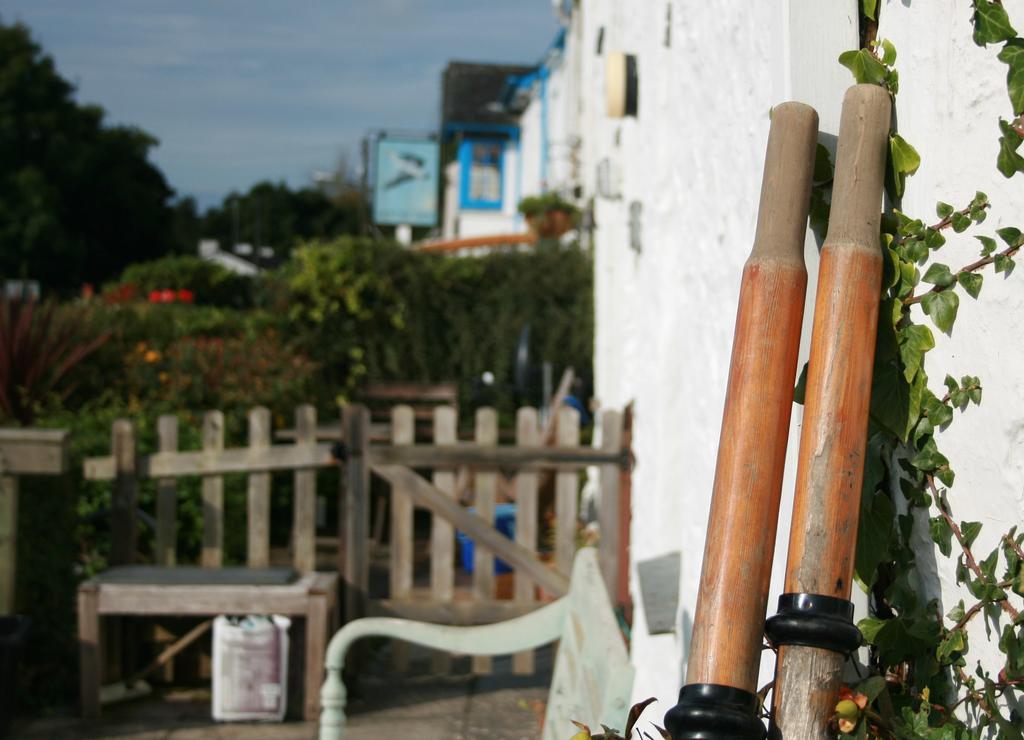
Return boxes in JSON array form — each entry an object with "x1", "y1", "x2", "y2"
[{"x1": 384, "y1": 150, "x2": 428, "y2": 189}]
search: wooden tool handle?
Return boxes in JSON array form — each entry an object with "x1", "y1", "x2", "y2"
[
  {"x1": 772, "y1": 83, "x2": 891, "y2": 738},
  {"x1": 783, "y1": 83, "x2": 890, "y2": 600},
  {"x1": 684, "y1": 101, "x2": 817, "y2": 694},
  {"x1": 749, "y1": 102, "x2": 821, "y2": 266}
]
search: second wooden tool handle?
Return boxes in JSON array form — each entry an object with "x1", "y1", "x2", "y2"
[{"x1": 771, "y1": 83, "x2": 892, "y2": 739}]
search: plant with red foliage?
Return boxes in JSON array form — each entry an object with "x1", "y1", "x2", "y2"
[
  {"x1": 102, "y1": 283, "x2": 136, "y2": 304},
  {"x1": 0, "y1": 298, "x2": 110, "y2": 424}
]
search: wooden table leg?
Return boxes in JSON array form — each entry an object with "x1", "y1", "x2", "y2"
[
  {"x1": 0, "y1": 475, "x2": 18, "y2": 616},
  {"x1": 78, "y1": 584, "x2": 102, "y2": 718},
  {"x1": 304, "y1": 592, "x2": 329, "y2": 721}
]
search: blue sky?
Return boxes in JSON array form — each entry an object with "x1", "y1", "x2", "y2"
[{"x1": 0, "y1": 1, "x2": 557, "y2": 208}]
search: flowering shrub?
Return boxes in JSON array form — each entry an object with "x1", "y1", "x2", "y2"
[
  {"x1": 147, "y1": 288, "x2": 194, "y2": 304},
  {"x1": 106, "y1": 255, "x2": 253, "y2": 307},
  {"x1": 123, "y1": 330, "x2": 317, "y2": 412}
]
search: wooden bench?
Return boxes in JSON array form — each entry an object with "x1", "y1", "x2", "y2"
[
  {"x1": 79, "y1": 407, "x2": 340, "y2": 721},
  {"x1": 317, "y1": 547, "x2": 633, "y2": 739}
]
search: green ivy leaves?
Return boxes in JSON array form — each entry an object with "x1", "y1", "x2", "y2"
[
  {"x1": 899, "y1": 324, "x2": 935, "y2": 382},
  {"x1": 839, "y1": 48, "x2": 888, "y2": 85},
  {"x1": 973, "y1": 1, "x2": 1017, "y2": 46},
  {"x1": 997, "y1": 118, "x2": 1024, "y2": 176},
  {"x1": 889, "y1": 134, "x2": 920, "y2": 198},
  {"x1": 835, "y1": 21, "x2": 1024, "y2": 733},
  {"x1": 971, "y1": 2, "x2": 1024, "y2": 176},
  {"x1": 838, "y1": 40, "x2": 899, "y2": 93},
  {"x1": 921, "y1": 290, "x2": 959, "y2": 336},
  {"x1": 998, "y1": 40, "x2": 1024, "y2": 115},
  {"x1": 959, "y1": 272, "x2": 983, "y2": 299},
  {"x1": 922, "y1": 263, "x2": 955, "y2": 289}
]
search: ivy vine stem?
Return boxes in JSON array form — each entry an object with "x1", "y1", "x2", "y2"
[
  {"x1": 931, "y1": 477, "x2": 1022, "y2": 621},
  {"x1": 903, "y1": 240, "x2": 1020, "y2": 306},
  {"x1": 952, "y1": 580, "x2": 1018, "y2": 632},
  {"x1": 954, "y1": 667, "x2": 996, "y2": 722},
  {"x1": 931, "y1": 202, "x2": 989, "y2": 232},
  {"x1": 1003, "y1": 532, "x2": 1024, "y2": 561}
]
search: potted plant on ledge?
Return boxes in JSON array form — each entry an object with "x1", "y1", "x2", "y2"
[{"x1": 518, "y1": 192, "x2": 580, "y2": 239}]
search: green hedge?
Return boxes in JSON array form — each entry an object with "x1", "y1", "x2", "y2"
[
  {"x1": 106, "y1": 254, "x2": 255, "y2": 307},
  {"x1": 275, "y1": 237, "x2": 593, "y2": 411}
]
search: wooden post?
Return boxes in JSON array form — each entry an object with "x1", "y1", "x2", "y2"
[
  {"x1": 200, "y1": 411, "x2": 224, "y2": 568},
  {"x1": 78, "y1": 583, "x2": 101, "y2": 718},
  {"x1": 247, "y1": 407, "x2": 272, "y2": 568},
  {"x1": 665, "y1": 101, "x2": 818, "y2": 737},
  {"x1": 0, "y1": 475, "x2": 18, "y2": 615},
  {"x1": 155, "y1": 415, "x2": 178, "y2": 567},
  {"x1": 597, "y1": 409, "x2": 624, "y2": 599},
  {"x1": 154, "y1": 414, "x2": 179, "y2": 681},
  {"x1": 293, "y1": 404, "x2": 317, "y2": 573},
  {"x1": 513, "y1": 407, "x2": 540, "y2": 675},
  {"x1": 110, "y1": 420, "x2": 137, "y2": 566},
  {"x1": 389, "y1": 405, "x2": 415, "y2": 671},
  {"x1": 769, "y1": 85, "x2": 891, "y2": 738},
  {"x1": 616, "y1": 404, "x2": 634, "y2": 618},
  {"x1": 430, "y1": 405, "x2": 457, "y2": 673},
  {"x1": 472, "y1": 407, "x2": 498, "y2": 674},
  {"x1": 342, "y1": 405, "x2": 370, "y2": 623},
  {"x1": 0, "y1": 428, "x2": 70, "y2": 614},
  {"x1": 554, "y1": 407, "x2": 580, "y2": 577}
]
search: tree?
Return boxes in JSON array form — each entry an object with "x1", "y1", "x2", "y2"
[
  {"x1": 197, "y1": 177, "x2": 365, "y2": 259},
  {"x1": 0, "y1": 20, "x2": 175, "y2": 294}
]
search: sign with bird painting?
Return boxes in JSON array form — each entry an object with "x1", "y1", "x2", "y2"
[{"x1": 372, "y1": 137, "x2": 439, "y2": 226}]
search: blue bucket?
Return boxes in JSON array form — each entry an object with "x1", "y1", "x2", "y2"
[{"x1": 456, "y1": 503, "x2": 516, "y2": 574}]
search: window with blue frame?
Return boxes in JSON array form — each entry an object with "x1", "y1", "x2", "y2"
[{"x1": 459, "y1": 138, "x2": 504, "y2": 209}]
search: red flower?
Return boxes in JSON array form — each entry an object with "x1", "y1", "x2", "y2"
[
  {"x1": 160, "y1": 289, "x2": 176, "y2": 303},
  {"x1": 148, "y1": 290, "x2": 162, "y2": 303},
  {"x1": 176, "y1": 288, "x2": 194, "y2": 304}
]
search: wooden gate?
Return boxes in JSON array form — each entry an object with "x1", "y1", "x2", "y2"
[{"x1": 341, "y1": 403, "x2": 626, "y2": 674}]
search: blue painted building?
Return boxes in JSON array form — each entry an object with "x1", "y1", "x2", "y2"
[
  {"x1": 439, "y1": 30, "x2": 575, "y2": 240},
  {"x1": 440, "y1": 61, "x2": 531, "y2": 239}
]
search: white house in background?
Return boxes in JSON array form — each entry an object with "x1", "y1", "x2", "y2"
[
  {"x1": 501, "y1": 0, "x2": 1024, "y2": 722},
  {"x1": 197, "y1": 239, "x2": 260, "y2": 276},
  {"x1": 439, "y1": 62, "x2": 531, "y2": 239},
  {"x1": 439, "y1": 28, "x2": 581, "y2": 241}
]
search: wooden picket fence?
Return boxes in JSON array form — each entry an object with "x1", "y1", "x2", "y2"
[
  {"x1": 345, "y1": 403, "x2": 625, "y2": 675},
  {"x1": 84, "y1": 405, "x2": 335, "y2": 571},
  {"x1": 83, "y1": 402, "x2": 627, "y2": 677}
]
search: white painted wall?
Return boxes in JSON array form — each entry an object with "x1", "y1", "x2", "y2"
[
  {"x1": 442, "y1": 161, "x2": 459, "y2": 239},
  {"x1": 571, "y1": 1, "x2": 855, "y2": 711},
  {"x1": 571, "y1": 0, "x2": 1024, "y2": 722},
  {"x1": 520, "y1": 94, "x2": 544, "y2": 200},
  {"x1": 517, "y1": 37, "x2": 579, "y2": 202}
]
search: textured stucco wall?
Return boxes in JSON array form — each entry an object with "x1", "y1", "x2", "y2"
[{"x1": 581, "y1": 1, "x2": 792, "y2": 708}]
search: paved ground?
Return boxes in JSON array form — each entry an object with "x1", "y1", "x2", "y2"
[{"x1": 12, "y1": 649, "x2": 552, "y2": 740}]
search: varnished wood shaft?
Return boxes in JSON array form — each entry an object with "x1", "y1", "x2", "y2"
[
  {"x1": 773, "y1": 84, "x2": 891, "y2": 737},
  {"x1": 685, "y1": 102, "x2": 818, "y2": 692}
]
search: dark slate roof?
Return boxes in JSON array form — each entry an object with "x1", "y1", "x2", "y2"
[{"x1": 442, "y1": 61, "x2": 536, "y2": 127}]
